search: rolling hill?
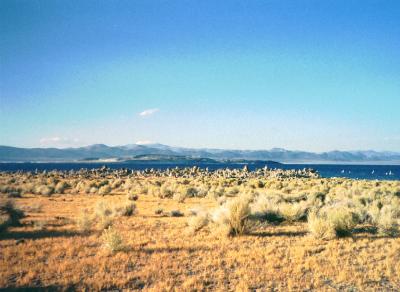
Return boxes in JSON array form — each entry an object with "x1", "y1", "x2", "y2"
[{"x1": 0, "y1": 144, "x2": 399, "y2": 164}]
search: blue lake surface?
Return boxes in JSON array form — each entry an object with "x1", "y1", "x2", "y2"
[{"x1": 0, "y1": 162, "x2": 399, "y2": 181}]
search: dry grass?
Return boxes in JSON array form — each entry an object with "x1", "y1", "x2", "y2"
[{"x1": 0, "y1": 172, "x2": 399, "y2": 290}]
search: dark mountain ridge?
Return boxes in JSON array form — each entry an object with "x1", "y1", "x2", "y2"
[{"x1": 0, "y1": 144, "x2": 399, "y2": 164}]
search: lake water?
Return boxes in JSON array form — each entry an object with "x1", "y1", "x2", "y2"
[{"x1": 0, "y1": 162, "x2": 399, "y2": 181}]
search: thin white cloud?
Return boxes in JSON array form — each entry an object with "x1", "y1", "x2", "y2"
[
  {"x1": 139, "y1": 108, "x2": 159, "y2": 117},
  {"x1": 135, "y1": 140, "x2": 153, "y2": 145},
  {"x1": 384, "y1": 136, "x2": 400, "y2": 141},
  {"x1": 39, "y1": 137, "x2": 80, "y2": 147}
]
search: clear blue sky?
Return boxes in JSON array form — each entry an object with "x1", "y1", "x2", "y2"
[{"x1": 1, "y1": 0, "x2": 399, "y2": 151}]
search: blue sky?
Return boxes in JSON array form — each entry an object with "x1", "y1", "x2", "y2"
[{"x1": 1, "y1": 0, "x2": 399, "y2": 151}]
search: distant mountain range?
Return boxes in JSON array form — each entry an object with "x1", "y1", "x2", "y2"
[{"x1": 0, "y1": 144, "x2": 399, "y2": 164}]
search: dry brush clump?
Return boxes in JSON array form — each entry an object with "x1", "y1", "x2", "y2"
[
  {"x1": 2, "y1": 167, "x2": 400, "y2": 291},
  {"x1": 159, "y1": 183, "x2": 175, "y2": 198},
  {"x1": 170, "y1": 210, "x2": 184, "y2": 217},
  {"x1": 369, "y1": 204, "x2": 399, "y2": 236},
  {"x1": 278, "y1": 201, "x2": 309, "y2": 223},
  {"x1": 95, "y1": 201, "x2": 114, "y2": 229},
  {"x1": 35, "y1": 185, "x2": 54, "y2": 196},
  {"x1": 93, "y1": 198, "x2": 138, "y2": 229},
  {"x1": 98, "y1": 185, "x2": 112, "y2": 196},
  {"x1": 77, "y1": 210, "x2": 94, "y2": 233},
  {"x1": 0, "y1": 200, "x2": 24, "y2": 232},
  {"x1": 0, "y1": 170, "x2": 399, "y2": 242},
  {"x1": 0, "y1": 185, "x2": 22, "y2": 198},
  {"x1": 182, "y1": 177, "x2": 400, "y2": 240},
  {"x1": 307, "y1": 209, "x2": 336, "y2": 240},
  {"x1": 250, "y1": 194, "x2": 284, "y2": 223},
  {"x1": 252, "y1": 195, "x2": 278, "y2": 217},
  {"x1": 34, "y1": 220, "x2": 47, "y2": 230},
  {"x1": 173, "y1": 189, "x2": 187, "y2": 203},
  {"x1": 376, "y1": 207, "x2": 399, "y2": 236},
  {"x1": 101, "y1": 226, "x2": 125, "y2": 253},
  {"x1": 127, "y1": 192, "x2": 139, "y2": 201},
  {"x1": 211, "y1": 197, "x2": 251, "y2": 236},
  {"x1": 54, "y1": 181, "x2": 69, "y2": 194},
  {"x1": 187, "y1": 208, "x2": 209, "y2": 233},
  {"x1": 307, "y1": 205, "x2": 359, "y2": 239},
  {"x1": 113, "y1": 202, "x2": 137, "y2": 217}
]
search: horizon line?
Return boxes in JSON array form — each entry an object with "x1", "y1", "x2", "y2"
[{"x1": 1, "y1": 143, "x2": 399, "y2": 154}]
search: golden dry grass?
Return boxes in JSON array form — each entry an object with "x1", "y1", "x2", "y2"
[{"x1": 0, "y1": 172, "x2": 399, "y2": 290}]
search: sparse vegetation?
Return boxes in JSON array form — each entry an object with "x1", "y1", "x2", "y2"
[
  {"x1": 114, "y1": 202, "x2": 136, "y2": 217},
  {"x1": 278, "y1": 201, "x2": 308, "y2": 222},
  {"x1": 36, "y1": 185, "x2": 54, "y2": 196},
  {"x1": 127, "y1": 192, "x2": 138, "y2": 201},
  {"x1": 170, "y1": 210, "x2": 184, "y2": 217},
  {"x1": 98, "y1": 185, "x2": 112, "y2": 196},
  {"x1": 55, "y1": 181, "x2": 68, "y2": 194},
  {"x1": 173, "y1": 190, "x2": 186, "y2": 203},
  {"x1": 77, "y1": 210, "x2": 93, "y2": 232},
  {"x1": 0, "y1": 169, "x2": 399, "y2": 290},
  {"x1": 375, "y1": 205, "x2": 399, "y2": 236},
  {"x1": 308, "y1": 206, "x2": 359, "y2": 238},
  {"x1": 187, "y1": 211, "x2": 209, "y2": 233},
  {"x1": 307, "y1": 209, "x2": 336, "y2": 239},
  {"x1": 0, "y1": 200, "x2": 24, "y2": 232},
  {"x1": 102, "y1": 226, "x2": 125, "y2": 253},
  {"x1": 211, "y1": 198, "x2": 251, "y2": 236},
  {"x1": 34, "y1": 220, "x2": 47, "y2": 230}
]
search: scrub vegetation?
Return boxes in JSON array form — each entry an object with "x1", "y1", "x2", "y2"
[{"x1": 0, "y1": 167, "x2": 399, "y2": 290}]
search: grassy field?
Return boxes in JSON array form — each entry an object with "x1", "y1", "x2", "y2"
[{"x1": 1, "y1": 169, "x2": 399, "y2": 290}]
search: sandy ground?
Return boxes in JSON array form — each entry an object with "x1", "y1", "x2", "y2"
[{"x1": 1, "y1": 192, "x2": 399, "y2": 291}]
